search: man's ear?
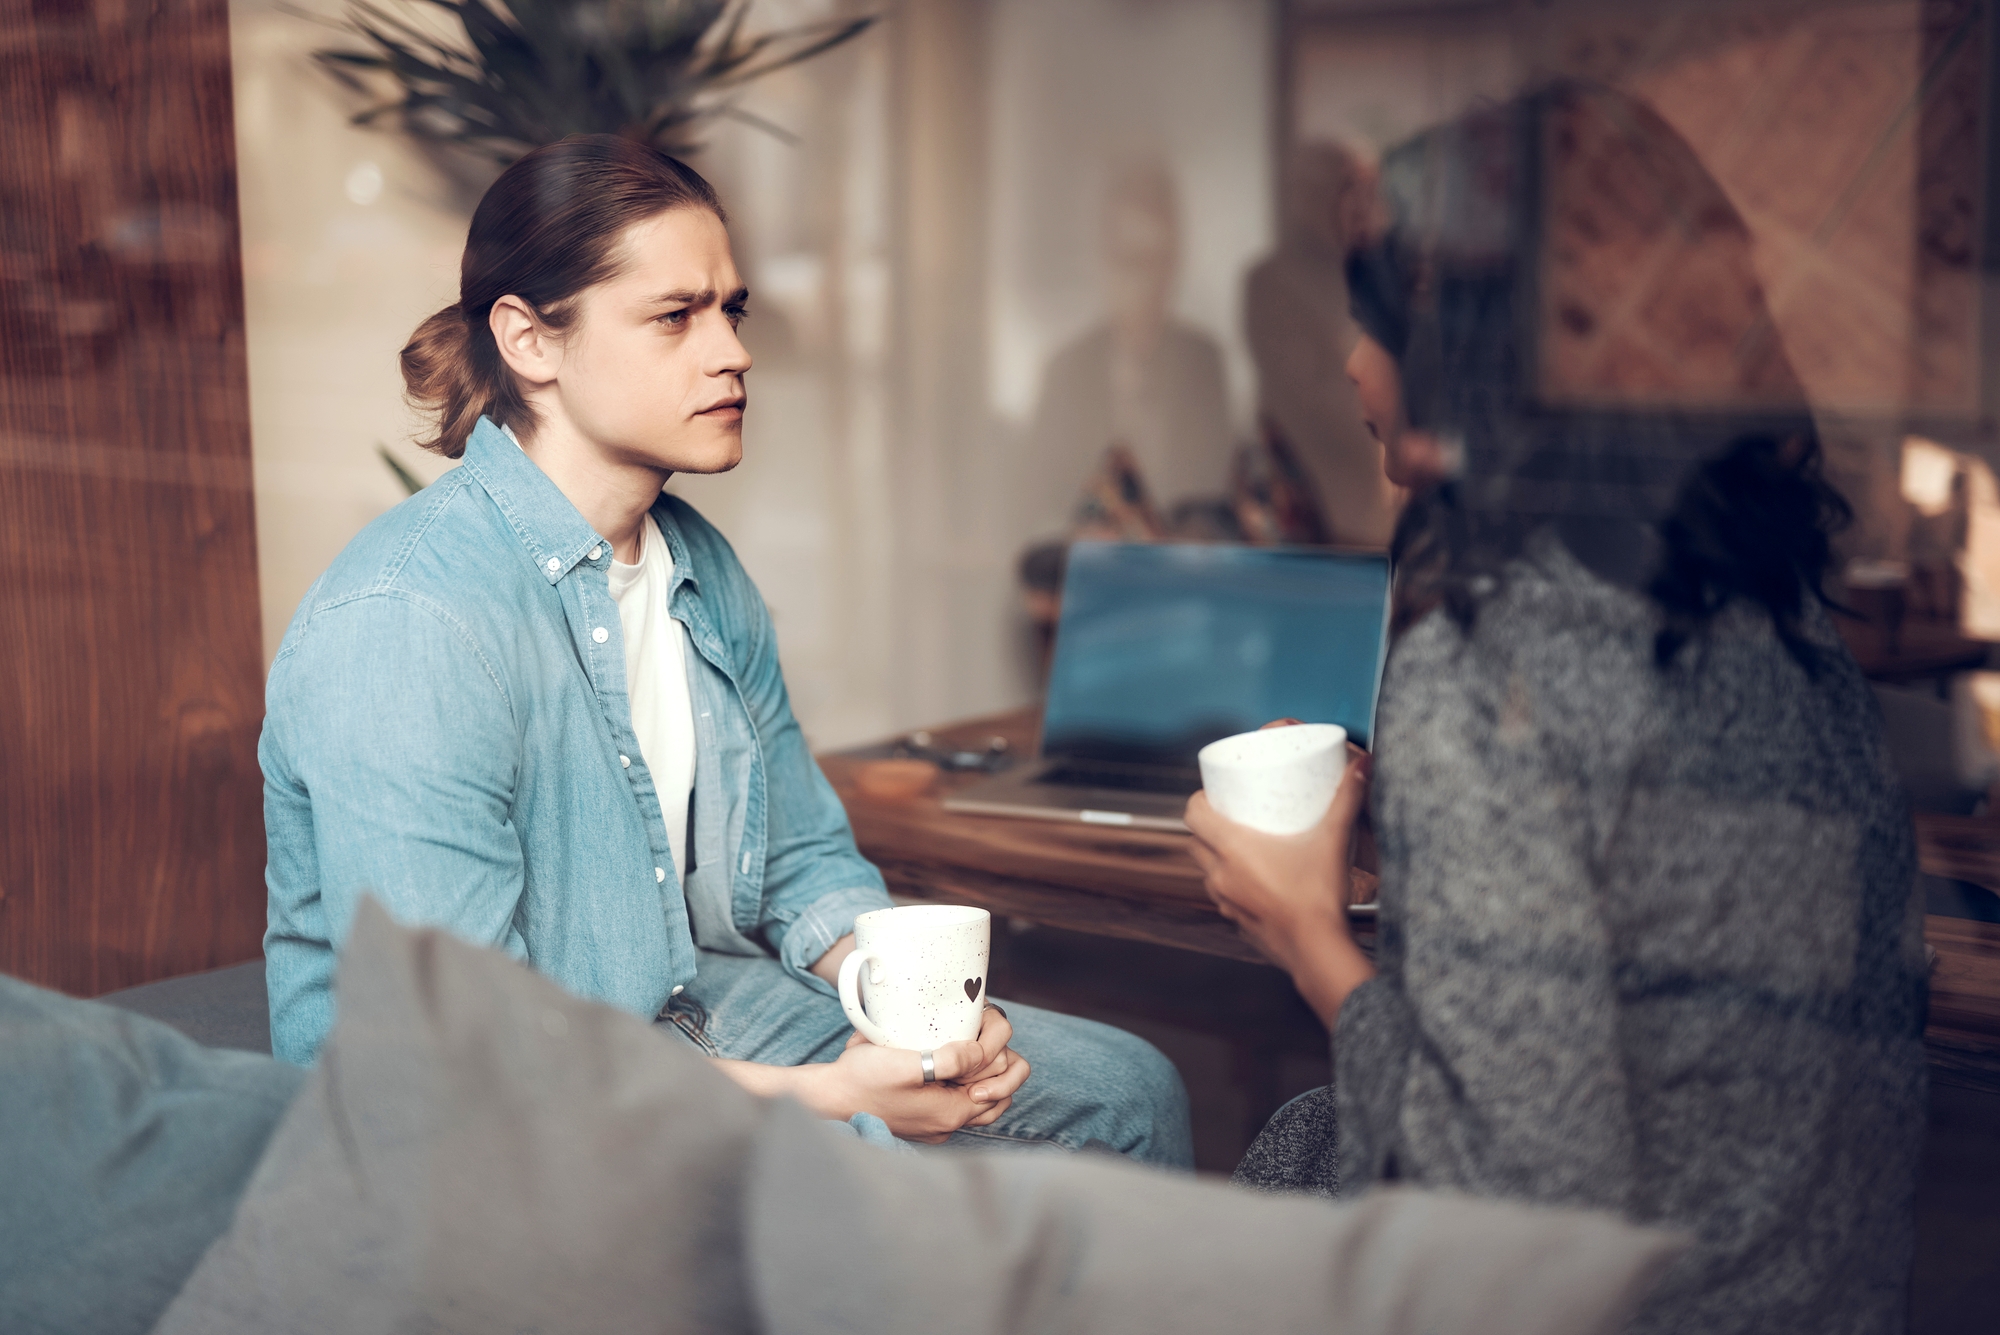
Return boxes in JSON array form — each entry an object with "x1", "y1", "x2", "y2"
[{"x1": 490, "y1": 295, "x2": 559, "y2": 387}]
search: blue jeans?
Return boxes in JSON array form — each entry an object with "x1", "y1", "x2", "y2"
[{"x1": 657, "y1": 948, "x2": 1194, "y2": 1168}]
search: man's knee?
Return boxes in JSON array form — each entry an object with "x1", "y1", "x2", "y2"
[
  {"x1": 1087, "y1": 1025, "x2": 1193, "y2": 1167},
  {"x1": 1095, "y1": 1024, "x2": 1187, "y2": 1111},
  {"x1": 1020, "y1": 1012, "x2": 1188, "y2": 1137}
]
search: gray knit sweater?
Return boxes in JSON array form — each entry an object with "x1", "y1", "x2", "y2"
[{"x1": 1237, "y1": 534, "x2": 1929, "y2": 1335}]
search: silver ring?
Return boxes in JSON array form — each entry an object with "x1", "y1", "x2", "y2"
[
  {"x1": 984, "y1": 1002, "x2": 1007, "y2": 1021},
  {"x1": 920, "y1": 1050, "x2": 937, "y2": 1084}
]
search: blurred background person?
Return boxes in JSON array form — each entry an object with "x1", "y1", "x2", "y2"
[
  {"x1": 1244, "y1": 141, "x2": 1401, "y2": 549},
  {"x1": 1021, "y1": 157, "x2": 1234, "y2": 540}
]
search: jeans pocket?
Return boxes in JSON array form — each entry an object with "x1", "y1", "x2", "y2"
[{"x1": 659, "y1": 997, "x2": 720, "y2": 1056}]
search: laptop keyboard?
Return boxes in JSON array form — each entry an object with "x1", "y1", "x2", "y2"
[{"x1": 1036, "y1": 763, "x2": 1201, "y2": 796}]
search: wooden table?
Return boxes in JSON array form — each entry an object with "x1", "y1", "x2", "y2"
[
  {"x1": 1837, "y1": 612, "x2": 1992, "y2": 683},
  {"x1": 1912, "y1": 813, "x2": 2000, "y2": 1084},
  {"x1": 823, "y1": 709, "x2": 1369, "y2": 967},
  {"x1": 824, "y1": 707, "x2": 2000, "y2": 1086},
  {"x1": 823, "y1": 708, "x2": 1344, "y2": 1160}
]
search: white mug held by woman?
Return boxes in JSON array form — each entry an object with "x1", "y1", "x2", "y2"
[{"x1": 1197, "y1": 722, "x2": 1349, "y2": 835}]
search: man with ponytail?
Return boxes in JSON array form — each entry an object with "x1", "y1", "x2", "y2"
[{"x1": 260, "y1": 135, "x2": 1192, "y2": 1164}]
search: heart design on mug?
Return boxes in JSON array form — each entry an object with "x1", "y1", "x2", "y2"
[{"x1": 964, "y1": 977, "x2": 982, "y2": 1002}]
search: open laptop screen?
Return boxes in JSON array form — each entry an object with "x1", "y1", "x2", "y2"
[{"x1": 1041, "y1": 542, "x2": 1391, "y2": 768}]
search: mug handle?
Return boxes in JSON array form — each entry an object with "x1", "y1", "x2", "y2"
[{"x1": 837, "y1": 950, "x2": 894, "y2": 1046}]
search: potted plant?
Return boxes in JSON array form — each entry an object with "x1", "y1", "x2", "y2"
[{"x1": 308, "y1": 0, "x2": 875, "y2": 165}]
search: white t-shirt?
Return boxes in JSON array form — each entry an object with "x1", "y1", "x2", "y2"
[{"x1": 606, "y1": 515, "x2": 697, "y2": 884}]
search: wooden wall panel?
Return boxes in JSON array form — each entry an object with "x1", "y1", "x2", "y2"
[{"x1": 0, "y1": 0, "x2": 265, "y2": 993}]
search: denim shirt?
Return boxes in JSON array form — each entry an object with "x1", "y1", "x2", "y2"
[{"x1": 262, "y1": 418, "x2": 892, "y2": 1065}]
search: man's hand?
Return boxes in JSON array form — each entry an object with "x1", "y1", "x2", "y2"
[
  {"x1": 817, "y1": 1002, "x2": 1030, "y2": 1142},
  {"x1": 1184, "y1": 741, "x2": 1376, "y2": 1029},
  {"x1": 712, "y1": 1003, "x2": 1031, "y2": 1143}
]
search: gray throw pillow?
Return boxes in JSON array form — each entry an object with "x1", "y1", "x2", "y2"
[
  {"x1": 0, "y1": 973, "x2": 301, "y2": 1335},
  {"x1": 154, "y1": 897, "x2": 766, "y2": 1334},
  {"x1": 747, "y1": 1097, "x2": 1685, "y2": 1335},
  {"x1": 160, "y1": 899, "x2": 1683, "y2": 1335}
]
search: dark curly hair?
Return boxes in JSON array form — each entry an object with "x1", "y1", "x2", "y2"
[{"x1": 1389, "y1": 435, "x2": 1851, "y2": 671}]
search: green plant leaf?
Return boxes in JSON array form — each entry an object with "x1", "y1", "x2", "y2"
[
  {"x1": 377, "y1": 445, "x2": 429, "y2": 495},
  {"x1": 307, "y1": 0, "x2": 878, "y2": 162}
]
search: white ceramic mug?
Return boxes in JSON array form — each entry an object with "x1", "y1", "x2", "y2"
[
  {"x1": 837, "y1": 904, "x2": 992, "y2": 1049},
  {"x1": 1197, "y1": 723, "x2": 1348, "y2": 835}
]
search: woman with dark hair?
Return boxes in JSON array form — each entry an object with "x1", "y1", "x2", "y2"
[
  {"x1": 1187, "y1": 84, "x2": 1927, "y2": 1332},
  {"x1": 261, "y1": 135, "x2": 1192, "y2": 1164}
]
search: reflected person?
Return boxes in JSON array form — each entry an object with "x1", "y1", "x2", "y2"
[
  {"x1": 1244, "y1": 141, "x2": 1401, "y2": 548},
  {"x1": 1187, "y1": 83, "x2": 1926, "y2": 1335},
  {"x1": 1022, "y1": 158, "x2": 1233, "y2": 537},
  {"x1": 259, "y1": 135, "x2": 1191, "y2": 1165}
]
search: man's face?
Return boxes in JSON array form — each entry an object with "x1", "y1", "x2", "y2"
[{"x1": 550, "y1": 207, "x2": 751, "y2": 476}]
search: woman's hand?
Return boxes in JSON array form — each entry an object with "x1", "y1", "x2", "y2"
[
  {"x1": 804, "y1": 1004, "x2": 1031, "y2": 1143},
  {"x1": 1184, "y1": 743, "x2": 1377, "y2": 1029}
]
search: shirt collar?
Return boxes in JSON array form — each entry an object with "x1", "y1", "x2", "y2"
[
  {"x1": 460, "y1": 416, "x2": 606, "y2": 585},
  {"x1": 648, "y1": 496, "x2": 701, "y2": 596}
]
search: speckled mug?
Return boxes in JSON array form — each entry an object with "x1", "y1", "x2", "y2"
[
  {"x1": 837, "y1": 904, "x2": 991, "y2": 1050},
  {"x1": 1198, "y1": 723, "x2": 1348, "y2": 835}
]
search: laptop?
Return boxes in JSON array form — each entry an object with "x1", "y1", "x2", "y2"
[{"x1": 946, "y1": 542, "x2": 1392, "y2": 832}]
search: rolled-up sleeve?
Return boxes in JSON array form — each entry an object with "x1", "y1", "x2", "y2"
[{"x1": 767, "y1": 885, "x2": 894, "y2": 990}]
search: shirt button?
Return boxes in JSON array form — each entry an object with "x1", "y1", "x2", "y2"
[
  {"x1": 589, "y1": 545, "x2": 602, "y2": 561},
  {"x1": 545, "y1": 557, "x2": 561, "y2": 573},
  {"x1": 671, "y1": 985, "x2": 684, "y2": 997},
  {"x1": 592, "y1": 627, "x2": 609, "y2": 643},
  {"x1": 619, "y1": 754, "x2": 630, "y2": 768},
  {"x1": 655, "y1": 866, "x2": 666, "y2": 883}
]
